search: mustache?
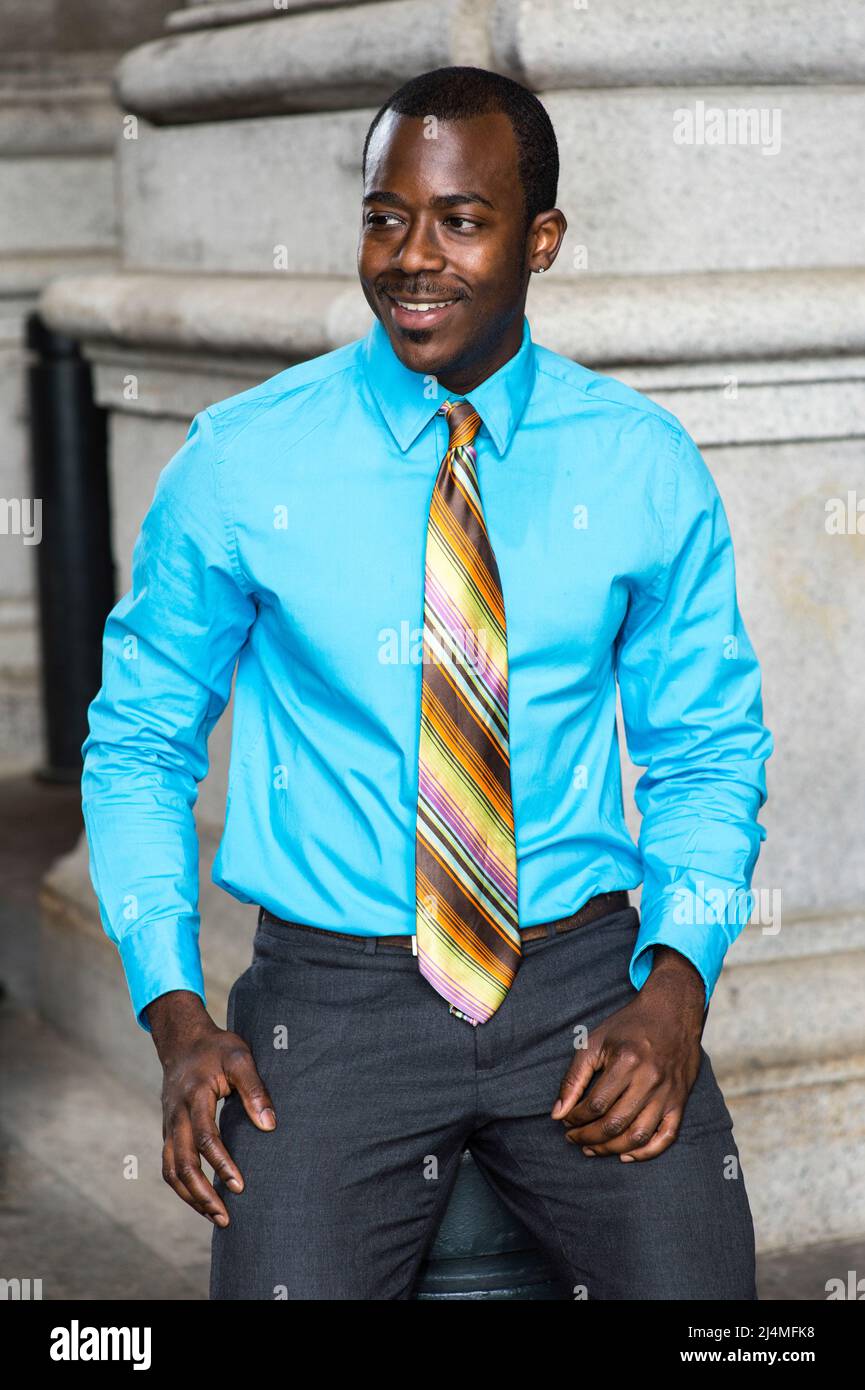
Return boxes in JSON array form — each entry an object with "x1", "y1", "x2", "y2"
[{"x1": 380, "y1": 285, "x2": 466, "y2": 300}]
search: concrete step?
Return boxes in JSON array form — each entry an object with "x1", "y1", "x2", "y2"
[{"x1": 0, "y1": 1001, "x2": 210, "y2": 1300}]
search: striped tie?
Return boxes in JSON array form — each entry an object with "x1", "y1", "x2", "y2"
[{"x1": 415, "y1": 398, "x2": 520, "y2": 1025}]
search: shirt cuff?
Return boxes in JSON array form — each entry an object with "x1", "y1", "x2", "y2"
[
  {"x1": 628, "y1": 885, "x2": 747, "y2": 1010},
  {"x1": 117, "y1": 918, "x2": 207, "y2": 1033}
]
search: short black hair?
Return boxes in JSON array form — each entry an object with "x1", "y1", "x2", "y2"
[{"x1": 362, "y1": 66, "x2": 559, "y2": 236}]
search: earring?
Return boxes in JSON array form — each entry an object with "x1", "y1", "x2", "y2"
[{"x1": 535, "y1": 265, "x2": 546, "y2": 273}]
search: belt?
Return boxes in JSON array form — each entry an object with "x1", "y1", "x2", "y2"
[{"x1": 258, "y1": 890, "x2": 630, "y2": 950}]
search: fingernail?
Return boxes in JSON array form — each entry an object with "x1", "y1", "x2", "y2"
[
  {"x1": 581, "y1": 1147, "x2": 595, "y2": 1156},
  {"x1": 620, "y1": 1154, "x2": 635, "y2": 1163},
  {"x1": 214, "y1": 1214, "x2": 229, "y2": 1227},
  {"x1": 259, "y1": 1108, "x2": 276, "y2": 1129},
  {"x1": 227, "y1": 1177, "x2": 243, "y2": 1192},
  {"x1": 551, "y1": 1101, "x2": 563, "y2": 1119}
]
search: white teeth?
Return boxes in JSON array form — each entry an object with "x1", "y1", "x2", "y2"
[{"x1": 394, "y1": 300, "x2": 455, "y2": 312}]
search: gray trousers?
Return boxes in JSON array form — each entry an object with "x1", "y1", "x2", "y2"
[{"x1": 209, "y1": 904, "x2": 758, "y2": 1300}]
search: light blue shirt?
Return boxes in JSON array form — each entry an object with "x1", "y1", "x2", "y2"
[{"x1": 81, "y1": 313, "x2": 772, "y2": 1030}]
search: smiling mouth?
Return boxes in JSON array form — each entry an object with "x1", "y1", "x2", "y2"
[
  {"x1": 389, "y1": 296, "x2": 458, "y2": 311},
  {"x1": 383, "y1": 291, "x2": 462, "y2": 329}
]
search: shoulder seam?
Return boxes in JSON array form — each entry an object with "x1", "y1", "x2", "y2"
[
  {"x1": 535, "y1": 357, "x2": 682, "y2": 435},
  {"x1": 206, "y1": 355, "x2": 360, "y2": 458},
  {"x1": 533, "y1": 354, "x2": 682, "y2": 596},
  {"x1": 198, "y1": 407, "x2": 253, "y2": 597},
  {"x1": 661, "y1": 418, "x2": 684, "y2": 574},
  {"x1": 207, "y1": 353, "x2": 359, "y2": 427}
]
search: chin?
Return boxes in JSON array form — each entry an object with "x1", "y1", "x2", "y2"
[{"x1": 392, "y1": 331, "x2": 446, "y2": 362}]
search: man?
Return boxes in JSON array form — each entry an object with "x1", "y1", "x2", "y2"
[{"x1": 81, "y1": 66, "x2": 773, "y2": 1300}]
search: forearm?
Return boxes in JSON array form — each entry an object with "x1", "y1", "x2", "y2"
[
  {"x1": 630, "y1": 797, "x2": 767, "y2": 1009},
  {"x1": 82, "y1": 771, "x2": 207, "y2": 1030}
]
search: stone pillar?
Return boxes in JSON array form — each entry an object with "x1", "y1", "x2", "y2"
[
  {"x1": 0, "y1": 0, "x2": 175, "y2": 770},
  {"x1": 39, "y1": 0, "x2": 865, "y2": 1252}
]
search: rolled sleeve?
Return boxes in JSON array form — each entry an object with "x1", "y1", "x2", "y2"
[
  {"x1": 81, "y1": 409, "x2": 257, "y2": 1031},
  {"x1": 616, "y1": 423, "x2": 773, "y2": 1008}
]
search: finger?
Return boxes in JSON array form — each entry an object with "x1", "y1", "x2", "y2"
[
  {"x1": 559, "y1": 1056, "x2": 635, "y2": 1131},
  {"x1": 619, "y1": 1108, "x2": 683, "y2": 1162},
  {"x1": 224, "y1": 1043, "x2": 277, "y2": 1130},
  {"x1": 550, "y1": 1043, "x2": 603, "y2": 1119},
  {"x1": 565, "y1": 1077, "x2": 657, "y2": 1150},
  {"x1": 572, "y1": 1093, "x2": 666, "y2": 1157},
  {"x1": 189, "y1": 1094, "x2": 245, "y2": 1195},
  {"x1": 162, "y1": 1134, "x2": 225, "y2": 1224},
  {"x1": 171, "y1": 1112, "x2": 230, "y2": 1225},
  {"x1": 161, "y1": 1136, "x2": 200, "y2": 1211}
]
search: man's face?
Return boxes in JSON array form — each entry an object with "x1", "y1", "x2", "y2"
[{"x1": 358, "y1": 109, "x2": 536, "y2": 391}]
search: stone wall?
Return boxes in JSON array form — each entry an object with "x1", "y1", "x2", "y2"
[
  {"x1": 39, "y1": 0, "x2": 865, "y2": 1251},
  {"x1": 0, "y1": 0, "x2": 174, "y2": 770}
]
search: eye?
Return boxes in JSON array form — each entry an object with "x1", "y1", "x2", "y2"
[
  {"x1": 445, "y1": 217, "x2": 481, "y2": 231},
  {"x1": 365, "y1": 212, "x2": 403, "y2": 227}
]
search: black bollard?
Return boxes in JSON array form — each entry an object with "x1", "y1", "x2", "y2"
[
  {"x1": 26, "y1": 314, "x2": 114, "y2": 782},
  {"x1": 412, "y1": 1148, "x2": 571, "y2": 1299}
]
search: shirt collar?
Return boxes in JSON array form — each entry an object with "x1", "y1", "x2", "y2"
[{"x1": 362, "y1": 312, "x2": 537, "y2": 458}]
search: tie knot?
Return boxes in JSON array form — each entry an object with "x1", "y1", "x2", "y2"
[{"x1": 439, "y1": 398, "x2": 482, "y2": 450}]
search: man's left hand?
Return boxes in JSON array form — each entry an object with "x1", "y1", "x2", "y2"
[{"x1": 550, "y1": 947, "x2": 706, "y2": 1162}]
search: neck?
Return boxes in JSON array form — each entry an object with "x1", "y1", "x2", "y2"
[{"x1": 436, "y1": 311, "x2": 524, "y2": 395}]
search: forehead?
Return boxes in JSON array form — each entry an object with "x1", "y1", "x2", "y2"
[{"x1": 364, "y1": 109, "x2": 521, "y2": 201}]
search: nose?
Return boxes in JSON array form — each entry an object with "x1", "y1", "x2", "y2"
[{"x1": 392, "y1": 214, "x2": 447, "y2": 277}]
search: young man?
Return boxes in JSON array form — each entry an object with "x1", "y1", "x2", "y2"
[{"x1": 81, "y1": 66, "x2": 773, "y2": 1300}]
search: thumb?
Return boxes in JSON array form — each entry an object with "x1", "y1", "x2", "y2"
[{"x1": 226, "y1": 1048, "x2": 277, "y2": 1131}]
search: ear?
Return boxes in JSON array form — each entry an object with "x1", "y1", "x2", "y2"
[{"x1": 528, "y1": 207, "x2": 568, "y2": 275}]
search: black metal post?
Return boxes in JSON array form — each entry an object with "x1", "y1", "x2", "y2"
[
  {"x1": 26, "y1": 313, "x2": 114, "y2": 782},
  {"x1": 413, "y1": 1149, "x2": 570, "y2": 1299}
]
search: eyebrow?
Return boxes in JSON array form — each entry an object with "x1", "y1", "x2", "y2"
[{"x1": 362, "y1": 189, "x2": 496, "y2": 211}]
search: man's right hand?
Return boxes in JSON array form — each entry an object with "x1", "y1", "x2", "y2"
[{"x1": 146, "y1": 990, "x2": 276, "y2": 1227}]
